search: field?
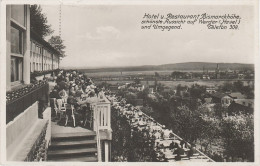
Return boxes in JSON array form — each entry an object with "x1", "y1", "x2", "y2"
[
  {"x1": 87, "y1": 70, "x2": 253, "y2": 89},
  {"x1": 94, "y1": 79, "x2": 253, "y2": 89},
  {"x1": 84, "y1": 70, "x2": 203, "y2": 77}
]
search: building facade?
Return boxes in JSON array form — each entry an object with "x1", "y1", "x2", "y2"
[
  {"x1": 30, "y1": 31, "x2": 60, "y2": 72},
  {"x1": 5, "y1": 5, "x2": 56, "y2": 161},
  {"x1": 6, "y1": 5, "x2": 31, "y2": 91},
  {"x1": 6, "y1": 4, "x2": 60, "y2": 91}
]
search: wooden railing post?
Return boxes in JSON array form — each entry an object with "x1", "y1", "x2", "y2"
[{"x1": 92, "y1": 96, "x2": 112, "y2": 162}]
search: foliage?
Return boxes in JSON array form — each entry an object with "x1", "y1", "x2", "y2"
[
  {"x1": 111, "y1": 107, "x2": 132, "y2": 161},
  {"x1": 221, "y1": 114, "x2": 254, "y2": 161},
  {"x1": 199, "y1": 114, "x2": 221, "y2": 152},
  {"x1": 111, "y1": 107, "x2": 156, "y2": 162},
  {"x1": 110, "y1": 77, "x2": 254, "y2": 162},
  {"x1": 48, "y1": 36, "x2": 66, "y2": 57},
  {"x1": 170, "y1": 106, "x2": 203, "y2": 143},
  {"x1": 97, "y1": 82, "x2": 112, "y2": 89},
  {"x1": 171, "y1": 71, "x2": 186, "y2": 79},
  {"x1": 156, "y1": 83, "x2": 164, "y2": 92},
  {"x1": 6, "y1": 80, "x2": 48, "y2": 103},
  {"x1": 30, "y1": 5, "x2": 54, "y2": 38},
  {"x1": 213, "y1": 103, "x2": 227, "y2": 119},
  {"x1": 220, "y1": 81, "x2": 254, "y2": 99},
  {"x1": 176, "y1": 84, "x2": 188, "y2": 96},
  {"x1": 124, "y1": 92, "x2": 138, "y2": 105},
  {"x1": 189, "y1": 84, "x2": 206, "y2": 99},
  {"x1": 133, "y1": 78, "x2": 141, "y2": 85}
]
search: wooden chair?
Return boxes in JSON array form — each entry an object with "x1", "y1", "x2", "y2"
[{"x1": 57, "y1": 99, "x2": 66, "y2": 121}]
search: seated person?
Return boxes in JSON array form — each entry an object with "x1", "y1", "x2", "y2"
[
  {"x1": 94, "y1": 88, "x2": 99, "y2": 97},
  {"x1": 180, "y1": 140, "x2": 187, "y2": 149},
  {"x1": 158, "y1": 151, "x2": 166, "y2": 161},
  {"x1": 169, "y1": 141, "x2": 175, "y2": 150},
  {"x1": 159, "y1": 143, "x2": 164, "y2": 149},
  {"x1": 59, "y1": 89, "x2": 68, "y2": 102},
  {"x1": 50, "y1": 89, "x2": 60, "y2": 99},
  {"x1": 188, "y1": 144, "x2": 196, "y2": 157},
  {"x1": 174, "y1": 145, "x2": 185, "y2": 161}
]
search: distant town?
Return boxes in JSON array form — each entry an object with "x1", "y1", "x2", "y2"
[{"x1": 84, "y1": 63, "x2": 254, "y2": 81}]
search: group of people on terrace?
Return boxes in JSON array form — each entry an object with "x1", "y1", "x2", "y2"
[
  {"x1": 48, "y1": 69, "x2": 212, "y2": 162},
  {"x1": 106, "y1": 93, "x2": 211, "y2": 162},
  {"x1": 49, "y1": 70, "x2": 104, "y2": 128}
]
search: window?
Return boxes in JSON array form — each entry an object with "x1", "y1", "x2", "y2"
[
  {"x1": 11, "y1": 26, "x2": 23, "y2": 54},
  {"x1": 11, "y1": 57, "x2": 22, "y2": 82},
  {"x1": 11, "y1": 5, "x2": 25, "y2": 26},
  {"x1": 10, "y1": 5, "x2": 27, "y2": 85}
]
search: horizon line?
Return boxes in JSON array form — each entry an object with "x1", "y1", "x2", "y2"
[{"x1": 60, "y1": 61, "x2": 254, "y2": 69}]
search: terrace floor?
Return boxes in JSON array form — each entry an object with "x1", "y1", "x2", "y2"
[{"x1": 51, "y1": 121, "x2": 93, "y2": 135}]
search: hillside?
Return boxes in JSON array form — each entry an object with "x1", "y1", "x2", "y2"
[{"x1": 71, "y1": 62, "x2": 254, "y2": 73}]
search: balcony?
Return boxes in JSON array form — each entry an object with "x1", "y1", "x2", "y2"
[
  {"x1": 48, "y1": 94, "x2": 112, "y2": 162},
  {"x1": 6, "y1": 82, "x2": 49, "y2": 124}
]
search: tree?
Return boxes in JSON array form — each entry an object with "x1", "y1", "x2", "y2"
[
  {"x1": 189, "y1": 84, "x2": 206, "y2": 99},
  {"x1": 199, "y1": 114, "x2": 221, "y2": 152},
  {"x1": 133, "y1": 78, "x2": 141, "y2": 85},
  {"x1": 221, "y1": 114, "x2": 254, "y2": 161},
  {"x1": 111, "y1": 107, "x2": 132, "y2": 161},
  {"x1": 125, "y1": 92, "x2": 138, "y2": 105},
  {"x1": 170, "y1": 106, "x2": 202, "y2": 143},
  {"x1": 48, "y1": 36, "x2": 66, "y2": 58},
  {"x1": 30, "y1": 5, "x2": 54, "y2": 38},
  {"x1": 220, "y1": 82, "x2": 233, "y2": 92},
  {"x1": 233, "y1": 80, "x2": 244, "y2": 92},
  {"x1": 171, "y1": 71, "x2": 185, "y2": 79},
  {"x1": 213, "y1": 103, "x2": 227, "y2": 119}
]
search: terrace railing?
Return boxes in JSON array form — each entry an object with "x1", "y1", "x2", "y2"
[
  {"x1": 6, "y1": 83, "x2": 49, "y2": 124},
  {"x1": 92, "y1": 96, "x2": 111, "y2": 131},
  {"x1": 92, "y1": 99, "x2": 111, "y2": 131}
]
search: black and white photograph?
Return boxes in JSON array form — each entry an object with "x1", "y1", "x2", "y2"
[{"x1": 0, "y1": 0, "x2": 259, "y2": 164}]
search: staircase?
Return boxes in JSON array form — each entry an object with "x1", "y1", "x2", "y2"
[{"x1": 47, "y1": 131, "x2": 98, "y2": 162}]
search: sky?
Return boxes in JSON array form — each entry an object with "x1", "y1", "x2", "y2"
[{"x1": 41, "y1": 5, "x2": 255, "y2": 68}]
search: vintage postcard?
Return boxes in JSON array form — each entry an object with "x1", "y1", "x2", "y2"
[{"x1": 0, "y1": 0, "x2": 259, "y2": 165}]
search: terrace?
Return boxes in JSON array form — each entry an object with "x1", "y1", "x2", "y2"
[
  {"x1": 6, "y1": 76, "x2": 112, "y2": 162},
  {"x1": 47, "y1": 85, "x2": 112, "y2": 162}
]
